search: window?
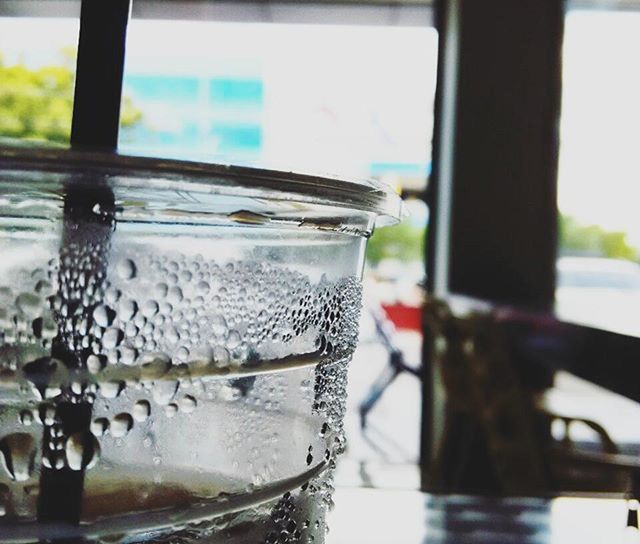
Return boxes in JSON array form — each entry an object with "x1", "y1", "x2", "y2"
[
  {"x1": 0, "y1": 13, "x2": 80, "y2": 145},
  {"x1": 556, "y1": 5, "x2": 640, "y2": 337},
  {"x1": 119, "y1": 18, "x2": 437, "y2": 187}
]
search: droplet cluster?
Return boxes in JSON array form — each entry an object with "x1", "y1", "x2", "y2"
[{"x1": 0, "y1": 247, "x2": 362, "y2": 542}]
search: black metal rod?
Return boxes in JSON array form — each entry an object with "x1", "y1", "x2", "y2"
[
  {"x1": 71, "y1": 0, "x2": 131, "y2": 149},
  {"x1": 37, "y1": 0, "x2": 131, "y2": 531}
]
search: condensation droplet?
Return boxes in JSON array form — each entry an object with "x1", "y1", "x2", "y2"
[
  {"x1": 179, "y1": 395, "x2": 197, "y2": 413},
  {"x1": 133, "y1": 400, "x2": 151, "y2": 422},
  {"x1": 196, "y1": 281, "x2": 210, "y2": 295},
  {"x1": 91, "y1": 418, "x2": 109, "y2": 437},
  {"x1": 117, "y1": 259, "x2": 136, "y2": 280},
  {"x1": 226, "y1": 330, "x2": 241, "y2": 350},
  {"x1": 0, "y1": 433, "x2": 36, "y2": 482},
  {"x1": 211, "y1": 315, "x2": 227, "y2": 336},
  {"x1": 152, "y1": 379, "x2": 179, "y2": 405},
  {"x1": 120, "y1": 346, "x2": 137, "y2": 366},
  {"x1": 99, "y1": 380, "x2": 124, "y2": 399},
  {"x1": 164, "y1": 403, "x2": 178, "y2": 418},
  {"x1": 176, "y1": 346, "x2": 189, "y2": 362},
  {"x1": 93, "y1": 304, "x2": 115, "y2": 328},
  {"x1": 19, "y1": 410, "x2": 33, "y2": 426},
  {"x1": 167, "y1": 286, "x2": 184, "y2": 305},
  {"x1": 111, "y1": 413, "x2": 133, "y2": 438},
  {"x1": 86, "y1": 354, "x2": 104, "y2": 374},
  {"x1": 154, "y1": 283, "x2": 168, "y2": 299},
  {"x1": 142, "y1": 300, "x2": 159, "y2": 318},
  {"x1": 213, "y1": 346, "x2": 230, "y2": 367},
  {"x1": 118, "y1": 299, "x2": 138, "y2": 322},
  {"x1": 65, "y1": 431, "x2": 100, "y2": 471},
  {"x1": 102, "y1": 327, "x2": 123, "y2": 349}
]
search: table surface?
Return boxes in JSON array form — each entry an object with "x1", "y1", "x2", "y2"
[{"x1": 328, "y1": 488, "x2": 639, "y2": 544}]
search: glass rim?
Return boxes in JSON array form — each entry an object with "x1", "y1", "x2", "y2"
[{"x1": 0, "y1": 145, "x2": 404, "y2": 225}]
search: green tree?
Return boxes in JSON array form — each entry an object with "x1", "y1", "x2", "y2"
[
  {"x1": 559, "y1": 214, "x2": 638, "y2": 261},
  {"x1": 366, "y1": 221, "x2": 426, "y2": 265},
  {"x1": 0, "y1": 50, "x2": 141, "y2": 144}
]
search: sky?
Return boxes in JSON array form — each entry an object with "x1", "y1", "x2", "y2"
[{"x1": 0, "y1": 11, "x2": 639, "y2": 242}]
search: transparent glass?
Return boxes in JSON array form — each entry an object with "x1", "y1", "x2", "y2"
[{"x1": 0, "y1": 149, "x2": 398, "y2": 543}]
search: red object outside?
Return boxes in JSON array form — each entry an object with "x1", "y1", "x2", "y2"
[{"x1": 381, "y1": 303, "x2": 422, "y2": 332}]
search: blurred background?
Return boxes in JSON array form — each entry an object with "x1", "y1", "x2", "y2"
[{"x1": 3, "y1": 0, "x2": 640, "y2": 504}]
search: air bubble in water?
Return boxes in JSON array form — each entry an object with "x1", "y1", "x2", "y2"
[
  {"x1": 117, "y1": 259, "x2": 136, "y2": 280},
  {"x1": 111, "y1": 413, "x2": 133, "y2": 438},
  {"x1": 0, "y1": 433, "x2": 36, "y2": 482},
  {"x1": 65, "y1": 431, "x2": 100, "y2": 471},
  {"x1": 133, "y1": 400, "x2": 151, "y2": 422}
]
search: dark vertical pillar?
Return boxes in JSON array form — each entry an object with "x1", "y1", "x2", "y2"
[
  {"x1": 71, "y1": 0, "x2": 131, "y2": 149},
  {"x1": 447, "y1": 0, "x2": 564, "y2": 311},
  {"x1": 421, "y1": 0, "x2": 565, "y2": 491}
]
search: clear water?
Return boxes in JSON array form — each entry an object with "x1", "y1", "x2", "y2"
[{"x1": 0, "y1": 239, "x2": 362, "y2": 543}]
